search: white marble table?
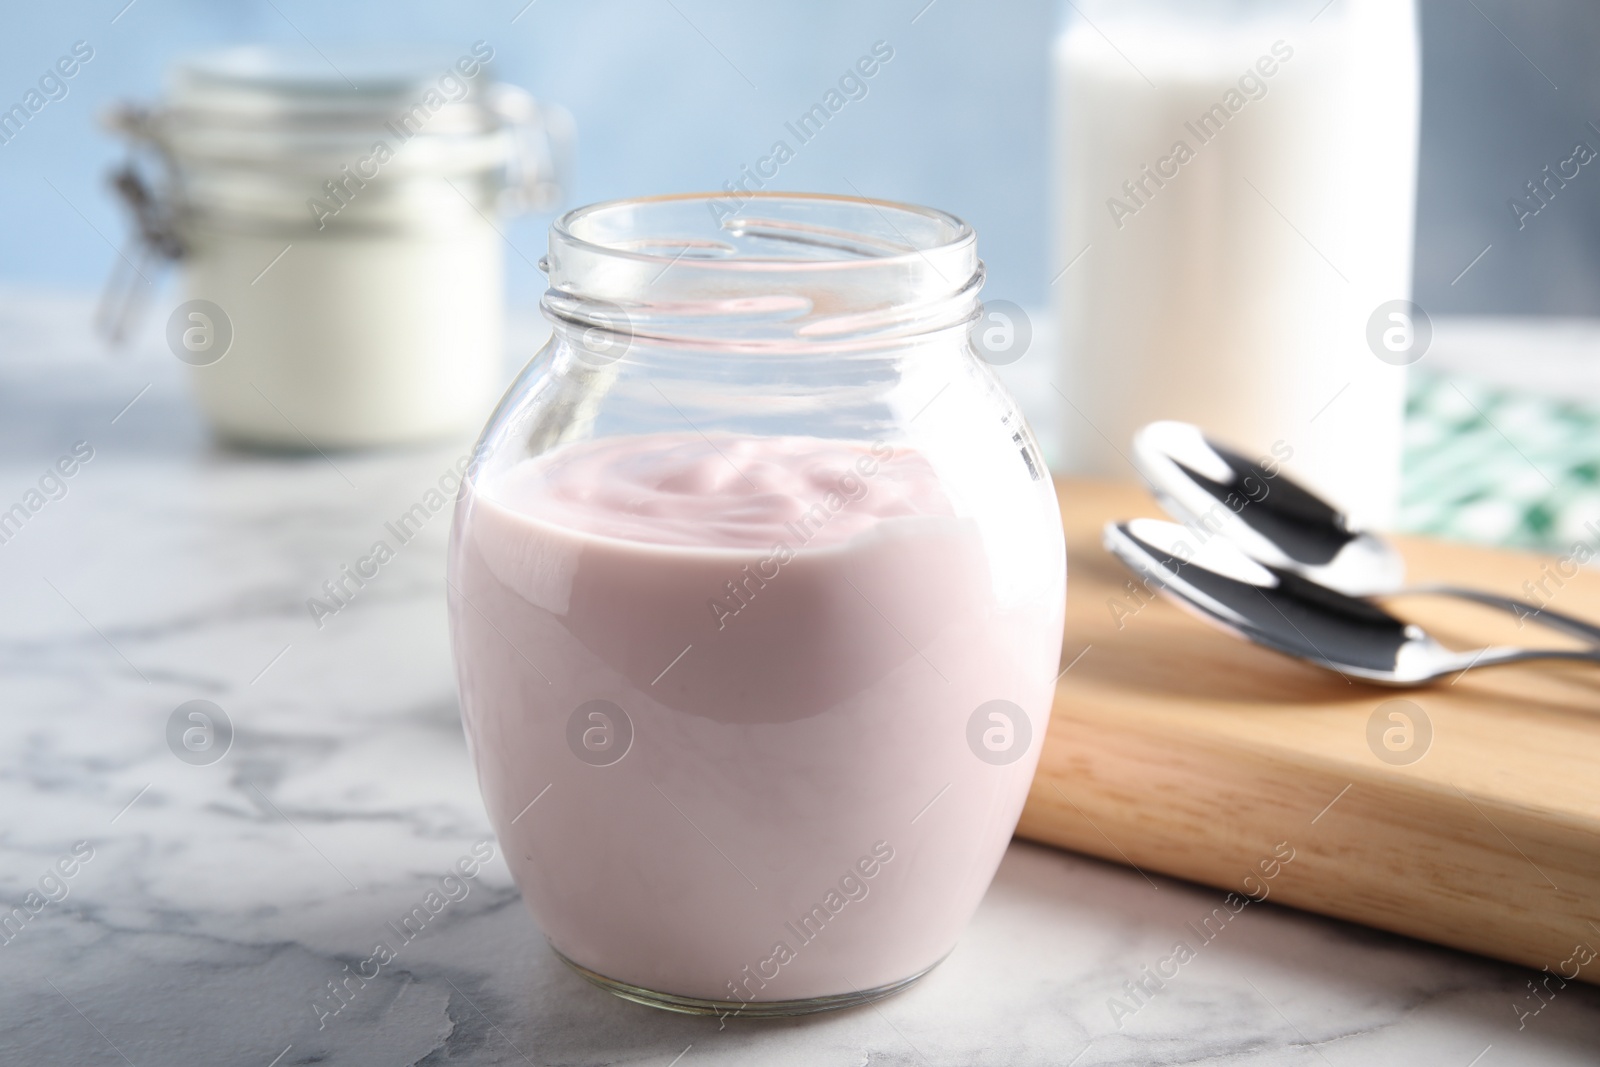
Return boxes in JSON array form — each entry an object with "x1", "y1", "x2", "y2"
[{"x1": 1, "y1": 291, "x2": 1597, "y2": 1066}]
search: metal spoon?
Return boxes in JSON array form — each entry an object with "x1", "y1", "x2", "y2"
[
  {"x1": 1104, "y1": 518, "x2": 1600, "y2": 686},
  {"x1": 1130, "y1": 420, "x2": 1600, "y2": 645}
]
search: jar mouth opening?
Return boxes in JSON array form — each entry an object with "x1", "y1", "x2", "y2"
[
  {"x1": 543, "y1": 193, "x2": 983, "y2": 352},
  {"x1": 551, "y1": 192, "x2": 976, "y2": 271}
]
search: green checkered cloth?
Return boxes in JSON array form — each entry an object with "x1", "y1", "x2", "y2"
[{"x1": 1400, "y1": 373, "x2": 1600, "y2": 552}]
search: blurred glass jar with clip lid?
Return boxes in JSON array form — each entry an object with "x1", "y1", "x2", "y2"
[{"x1": 101, "y1": 42, "x2": 573, "y2": 449}]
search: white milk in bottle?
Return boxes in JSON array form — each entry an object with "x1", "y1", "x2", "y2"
[{"x1": 1053, "y1": 0, "x2": 1419, "y2": 527}]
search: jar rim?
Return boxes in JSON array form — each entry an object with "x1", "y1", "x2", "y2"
[
  {"x1": 167, "y1": 44, "x2": 491, "y2": 111},
  {"x1": 542, "y1": 192, "x2": 983, "y2": 353},
  {"x1": 551, "y1": 191, "x2": 976, "y2": 272},
  {"x1": 127, "y1": 44, "x2": 518, "y2": 164}
]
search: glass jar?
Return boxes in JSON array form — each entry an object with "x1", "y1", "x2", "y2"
[
  {"x1": 103, "y1": 44, "x2": 571, "y2": 449},
  {"x1": 1053, "y1": 0, "x2": 1419, "y2": 528},
  {"x1": 447, "y1": 192, "x2": 1066, "y2": 1015}
]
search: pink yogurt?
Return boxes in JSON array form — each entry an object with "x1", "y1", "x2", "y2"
[{"x1": 448, "y1": 432, "x2": 1062, "y2": 1005}]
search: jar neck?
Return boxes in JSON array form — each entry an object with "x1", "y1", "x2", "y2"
[{"x1": 540, "y1": 192, "x2": 984, "y2": 357}]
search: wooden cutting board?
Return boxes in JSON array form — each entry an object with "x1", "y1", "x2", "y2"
[{"x1": 1017, "y1": 479, "x2": 1600, "y2": 984}]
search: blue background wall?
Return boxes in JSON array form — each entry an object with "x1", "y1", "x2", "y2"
[{"x1": 1, "y1": 0, "x2": 1597, "y2": 317}]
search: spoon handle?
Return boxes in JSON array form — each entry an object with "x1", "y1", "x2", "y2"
[
  {"x1": 1458, "y1": 646, "x2": 1600, "y2": 672},
  {"x1": 1401, "y1": 585, "x2": 1600, "y2": 647}
]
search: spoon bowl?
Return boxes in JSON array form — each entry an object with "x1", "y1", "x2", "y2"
[
  {"x1": 1130, "y1": 420, "x2": 1600, "y2": 646},
  {"x1": 1131, "y1": 420, "x2": 1404, "y2": 596},
  {"x1": 1104, "y1": 518, "x2": 1600, "y2": 686}
]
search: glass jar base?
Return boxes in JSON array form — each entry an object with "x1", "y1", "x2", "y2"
[{"x1": 553, "y1": 947, "x2": 944, "y2": 1018}]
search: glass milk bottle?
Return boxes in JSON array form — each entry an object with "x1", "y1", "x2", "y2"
[
  {"x1": 1053, "y1": 0, "x2": 1420, "y2": 528},
  {"x1": 103, "y1": 45, "x2": 571, "y2": 449}
]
